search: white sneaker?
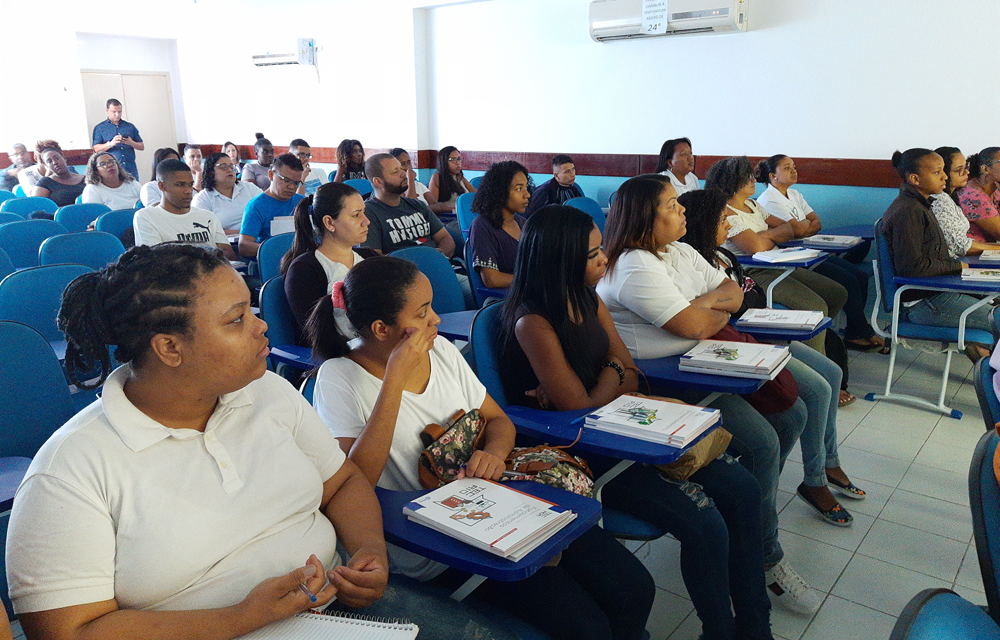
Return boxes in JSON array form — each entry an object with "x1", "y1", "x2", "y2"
[{"x1": 765, "y1": 559, "x2": 822, "y2": 615}]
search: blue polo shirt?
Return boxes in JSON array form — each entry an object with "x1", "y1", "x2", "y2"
[
  {"x1": 92, "y1": 118, "x2": 143, "y2": 179},
  {"x1": 241, "y1": 192, "x2": 304, "y2": 243}
]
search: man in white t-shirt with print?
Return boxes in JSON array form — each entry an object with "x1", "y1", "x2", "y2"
[{"x1": 133, "y1": 159, "x2": 237, "y2": 260}]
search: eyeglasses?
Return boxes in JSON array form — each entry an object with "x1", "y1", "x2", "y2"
[
  {"x1": 97, "y1": 161, "x2": 117, "y2": 169},
  {"x1": 215, "y1": 163, "x2": 235, "y2": 172},
  {"x1": 448, "y1": 157, "x2": 462, "y2": 163},
  {"x1": 295, "y1": 152, "x2": 312, "y2": 160},
  {"x1": 273, "y1": 173, "x2": 303, "y2": 188}
]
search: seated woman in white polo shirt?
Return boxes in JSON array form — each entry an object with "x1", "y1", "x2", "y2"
[
  {"x1": 191, "y1": 152, "x2": 262, "y2": 235},
  {"x1": 655, "y1": 137, "x2": 700, "y2": 196},
  {"x1": 6, "y1": 244, "x2": 390, "y2": 639},
  {"x1": 81, "y1": 152, "x2": 141, "y2": 210}
]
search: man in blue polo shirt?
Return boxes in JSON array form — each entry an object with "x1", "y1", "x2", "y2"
[
  {"x1": 239, "y1": 153, "x2": 305, "y2": 258},
  {"x1": 92, "y1": 98, "x2": 144, "y2": 180}
]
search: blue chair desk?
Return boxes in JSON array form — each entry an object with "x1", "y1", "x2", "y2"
[
  {"x1": 962, "y1": 256, "x2": 1000, "y2": 268},
  {"x1": 780, "y1": 239, "x2": 861, "y2": 255},
  {"x1": 438, "y1": 309, "x2": 477, "y2": 341},
  {"x1": 268, "y1": 344, "x2": 320, "y2": 370},
  {"x1": 376, "y1": 480, "x2": 602, "y2": 601},
  {"x1": 636, "y1": 354, "x2": 763, "y2": 397},
  {"x1": 890, "y1": 275, "x2": 1000, "y2": 350},
  {"x1": 1, "y1": 456, "x2": 32, "y2": 512},
  {"x1": 734, "y1": 316, "x2": 832, "y2": 343},
  {"x1": 822, "y1": 223, "x2": 876, "y2": 240},
  {"x1": 735, "y1": 253, "x2": 829, "y2": 307},
  {"x1": 477, "y1": 287, "x2": 507, "y2": 301}
]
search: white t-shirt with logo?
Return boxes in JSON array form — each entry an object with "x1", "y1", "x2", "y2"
[
  {"x1": 133, "y1": 205, "x2": 228, "y2": 249},
  {"x1": 756, "y1": 184, "x2": 814, "y2": 222}
]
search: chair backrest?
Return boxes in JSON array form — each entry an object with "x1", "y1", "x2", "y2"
[
  {"x1": 470, "y1": 176, "x2": 483, "y2": 189},
  {"x1": 891, "y1": 588, "x2": 1000, "y2": 639},
  {"x1": 465, "y1": 240, "x2": 486, "y2": 308},
  {"x1": 300, "y1": 376, "x2": 316, "y2": 405},
  {"x1": 1, "y1": 196, "x2": 57, "y2": 216},
  {"x1": 0, "y1": 219, "x2": 69, "y2": 269},
  {"x1": 976, "y1": 357, "x2": 1000, "y2": 432},
  {"x1": 13, "y1": 185, "x2": 25, "y2": 197},
  {"x1": 0, "y1": 321, "x2": 77, "y2": 459},
  {"x1": 327, "y1": 169, "x2": 337, "y2": 182},
  {"x1": 469, "y1": 301, "x2": 509, "y2": 406},
  {"x1": 392, "y1": 246, "x2": 466, "y2": 314},
  {"x1": 0, "y1": 264, "x2": 94, "y2": 341},
  {"x1": 608, "y1": 191, "x2": 616, "y2": 207},
  {"x1": 0, "y1": 191, "x2": 15, "y2": 206},
  {"x1": 259, "y1": 275, "x2": 298, "y2": 348},
  {"x1": 95, "y1": 208, "x2": 137, "y2": 240},
  {"x1": 258, "y1": 232, "x2": 295, "y2": 283},
  {"x1": 1, "y1": 511, "x2": 11, "y2": 619},
  {"x1": 0, "y1": 213, "x2": 22, "y2": 226},
  {"x1": 343, "y1": 178, "x2": 373, "y2": 197},
  {"x1": 565, "y1": 196, "x2": 606, "y2": 232},
  {"x1": 970, "y1": 430, "x2": 1000, "y2": 623},
  {"x1": 39, "y1": 231, "x2": 126, "y2": 270},
  {"x1": 0, "y1": 248, "x2": 13, "y2": 283},
  {"x1": 54, "y1": 203, "x2": 111, "y2": 233},
  {"x1": 456, "y1": 192, "x2": 477, "y2": 239},
  {"x1": 872, "y1": 218, "x2": 898, "y2": 314}
]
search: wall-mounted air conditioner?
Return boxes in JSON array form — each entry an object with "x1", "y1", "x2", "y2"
[
  {"x1": 590, "y1": 0, "x2": 748, "y2": 42},
  {"x1": 252, "y1": 38, "x2": 316, "y2": 67}
]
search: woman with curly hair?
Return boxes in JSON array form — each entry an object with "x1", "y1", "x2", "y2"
[
  {"x1": 333, "y1": 139, "x2": 366, "y2": 182},
  {"x1": 192, "y1": 152, "x2": 262, "y2": 234},
  {"x1": 81, "y1": 151, "x2": 141, "y2": 210},
  {"x1": 468, "y1": 160, "x2": 533, "y2": 289},
  {"x1": 428, "y1": 146, "x2": 476, "y2": 214}
]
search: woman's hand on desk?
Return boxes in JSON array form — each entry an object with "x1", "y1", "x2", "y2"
[{"x1": 326, "y1": 546, "x2": 389, "y2": 608}]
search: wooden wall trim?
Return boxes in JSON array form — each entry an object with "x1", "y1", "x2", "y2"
[{"x1": 0, "y1": 146, "x2": 902, "y2": 189}]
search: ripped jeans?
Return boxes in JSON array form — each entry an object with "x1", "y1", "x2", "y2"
[{"x1": 603, "y1": 456, "x2": 774, "y2": 640}]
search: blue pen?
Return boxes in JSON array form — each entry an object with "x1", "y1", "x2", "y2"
[{"x1": 298, "y1": 582, "x2": 318, "y2": 603}]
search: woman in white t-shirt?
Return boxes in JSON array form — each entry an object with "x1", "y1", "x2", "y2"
[
  {"x1": 282, "y1": 182, "x2": 370, "y2": 341},
  {"x1": 655, "y1": 137, "x2": 700, "y2": 196},
  {"x1": 754, "y1": 155, "x2": 884, "y2": 354},
  {"x1": 140, "y1": 147, "x2": 180, "y2": 207},
  {"x1": 705, "y1": 156, "x2": 847, "y2": 359},
  {"x1": 309, "y1": 256, "x2": 655, "y2": 640},
  {"x1": 81, "y1": 152, "x2": 141, "y2": 210},
  {"x1": 7, "y1": 244, "x2": 389, "y2": 639}
]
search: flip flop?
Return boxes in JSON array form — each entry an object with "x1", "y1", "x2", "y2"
[{"x1": 839, "y1": 391, "x2": 857, "y2": 408}]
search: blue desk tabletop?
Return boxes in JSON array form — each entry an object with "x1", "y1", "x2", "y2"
[
  {"x1": 437, "y1": 310, "x2": 477, "y2": 342},
  {"x1": 963, "y1": 256, "x2": 1000, "y2": 268},
  {"x1": 736, "y1": 253, "x2": 828, "y2": 269},
  {"x1": 477, "y1": 287, "x2": 507, "y2": 300},
  {"x1": 376, "y1": 481, "x2": 601, "y2": 582},
  {"x1": 635, "y1": 354, "x2": 763, "y2": 395},
  {"x1": 269, "y1": 344, "x2": 321, "y2": 369},
  {"x1": 735, "y1": 316, "x2": 832, "y2": 342},
  {"x1": 893, "y1": 275, "x2": 1000, "y2": 295},
  {"x1": 822, "y1": 224, "x2": 876, "y2": 240}
]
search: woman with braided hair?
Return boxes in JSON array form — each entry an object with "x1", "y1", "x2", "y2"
[{"x1": 5, "y1": 244, "x2": 391, "y2": 640}]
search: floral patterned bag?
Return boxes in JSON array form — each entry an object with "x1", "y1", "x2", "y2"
[
  {"x1": 418, "y1": 409, "x2": 487, "y2": 490},
  {"x1": 502, "y1": 444, "x2": 595, "y2": 498}
]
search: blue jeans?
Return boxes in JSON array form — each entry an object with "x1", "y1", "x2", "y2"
[
  {"x1": 673, "y1": 390, "x2": 806, "y2": 566},
  {"x1": 603, "y1": 457, "x2": 773, "y2": 640},
  {"x1": 786, "y1": 344, "x2": 842, "y2": 487},
  {"x1": 904, "y1": 292, "x2": 993, "y2": 334}
]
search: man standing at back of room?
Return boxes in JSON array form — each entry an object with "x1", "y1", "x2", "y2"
[
  {"x1": 524, "y1": 154, "x2": 584, "y2": 217},
  {"x1": 289, "y1": 138, "x2": 327, "y2": 196},
  {"x1": 92, "y1": 98, "x2": 144, "y2": 180},
  {"x1": 133, "y1": 158, "x2": 236, "y2": 260},
  {"x1": 362, "y1": 153, "x2": 454, "y2": 256},
  {"x1": 239, "y1": 153, "x2": 305, "y2": 259}
]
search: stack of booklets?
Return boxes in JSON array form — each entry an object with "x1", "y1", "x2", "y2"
[
  {"x1": 752, "y1": 247, "x2": 824, "y2": 263},
  {"x1": 238, "y1": 611, "x2": 419, "y2": 639},
  {"x1": 583, "y1": 395, "x2": 720, "y2": 447},
  {"x1": 802, "y1": 234, "x2": 863, "y2": 249},
  {"x1": 403, "y1": 478, "x2": 576, "y2": 562},
  {"x1": 961, "y1": 268, "x2": 1000, "y2": 282},
  {"x1": 978, "y1": 250, "x2": 1000, "y2": 262},
  {"x1": 736, "y1": 308, "x2": 824, "y2": 330},
  {"x1": 679, "y1": 340, "x2": 791, "y2": 379}
]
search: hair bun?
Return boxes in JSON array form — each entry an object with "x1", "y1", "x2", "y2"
[
  {"x1": 890, "y1": 150, "x2": 904, "y2": 168},
  {"x1": 254, "y1": 132, "x2": 264, "y2": 140}
]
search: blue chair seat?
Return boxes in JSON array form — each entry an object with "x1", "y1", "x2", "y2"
[
  {"x1": 456, "y1": 192, "x2": 477, "y2": 240},
  {"x1": 1, "y1": 196, "x2": 57, "y2": 217},
  {"x1": 976, "y1": 357, "x2": 1000, "y2": 432},
  {"x1": 95, "y1": 208, "x2": 137, "y2": 241},
  {"x1": 344, "y1": 178, "x2": 373, "y2": 197},
  {"x1": 0, "y1": 191, "x2": 16, "y2": 206},
  {"x1": 258, "y1": 232, "x2": 295, "y2": 283},
  {"x1": 54, "y1": 203, "x2": 111, "y2": 232},
  {"x1": 891, "y1": 588, "x2": 1000, "y2": 639},
  {"x1": 602, "y1": 509, "x2": 668, "y2": 541},
  {"x1": 393, "y1": 246, "x2": 466, "y2": 314},
  {"x1": 895, "y1": 322, "x2": 994, "y2": 345},
  {"x1": 39, "y1": 231, "x2": 126, "y2": 270},
  {"x1": 565, "y1": 196, "x2": 606, "y2": 232},
  {"x1": 0, "y1": 219, "x2": 69, "y2": 269}
]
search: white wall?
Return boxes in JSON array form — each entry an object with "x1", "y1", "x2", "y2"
[{"x1": 425, "y1": 0, "x2": 1000, "y2": 159}]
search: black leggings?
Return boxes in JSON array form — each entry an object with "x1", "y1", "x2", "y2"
[{"x1": 433, "y1": 525, "x2": 655, "y2": 640}]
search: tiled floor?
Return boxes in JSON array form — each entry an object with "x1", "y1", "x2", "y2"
[
  {"x1": 4, "y1": 343, "x2": 991, "y2": 640},
  {"x1": 633, "y1": 344, "x2": 991, "y2": 640}
]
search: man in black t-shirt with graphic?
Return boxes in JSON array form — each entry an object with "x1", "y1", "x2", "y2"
[{"x1": 362, "y1": 153, "x2": 456, "y2": 257}]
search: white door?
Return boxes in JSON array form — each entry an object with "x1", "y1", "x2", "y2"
[{"x1": 81, "y1": 72, "x2": 177, "y2": 183}]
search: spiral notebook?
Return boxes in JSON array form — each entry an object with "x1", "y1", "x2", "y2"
[{"x1": 237, "y1": 611, "x2": 419, "y2": 639}]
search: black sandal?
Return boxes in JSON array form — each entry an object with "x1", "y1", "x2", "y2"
[{"x1": 797, "y1": 484, "x2": 853, "y2": 526}]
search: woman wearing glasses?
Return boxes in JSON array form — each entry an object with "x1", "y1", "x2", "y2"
[
  {"x1": 82, "y1": 152, "x2": 141, "y2": 210},
  {"x1": 428, "y1": 146, "x2": 477, "y2": 214},
  {"x1": 192, "y1": 153, "x2": 263, "y2": 235},
  {"x1": 956, "y1": 147, "x2": 1000, "y2": 243},
  {"x1": 931, "y1": 147, "x2": 1000, "y2": 258}
]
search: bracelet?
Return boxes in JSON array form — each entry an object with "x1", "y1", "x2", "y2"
[{"x1": 604, "y1": 360, "x2": 626, "y2": 386}]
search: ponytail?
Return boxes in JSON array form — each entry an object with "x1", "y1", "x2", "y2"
[
  {"x1": 968, "y1": 147, "x2": 1000, "y2": 179},
  {"x1": 891, "y1": 148, "x2": 935, "y2": 181},
  {"x1": 305, "y1": 296, "x2": 352, "y2": 361},
  {"x1": 281, "y1": 195, "x2": 319, "y2": 276}
]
